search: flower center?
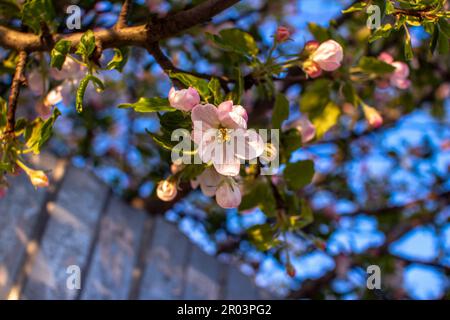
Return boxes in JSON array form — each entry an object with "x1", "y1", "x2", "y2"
[{"x1": 217, "y1": 127, "x2": 232, "y2": 143}]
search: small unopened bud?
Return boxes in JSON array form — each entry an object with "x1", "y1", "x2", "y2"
[
  {"x1": 303, "y1": 40, "x2": 320, "y2": 55},
  {"x1": 275, "y1": 26, "x2": 291, "y2": 43},
  {"x1": 28, "y1": 170, "x2": 49, "y2": 188},
  {"x1": 362, "y1": 104, "x2": 383, "y2": 128},
  {"x1": 286, "y1": 263, "x2": 296, "y2": 278},
  {"x1": 156, "y1": 179, "x2": 178, "y2": 202}
]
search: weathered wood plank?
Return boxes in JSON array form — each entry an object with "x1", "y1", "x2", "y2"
[
  {"x1": 21, "y1": 166, "x2": 108, "y2": 300},
  {"x1": 138, "y1": 217, "x2": 190, "y2": 299},
  {"x1": 224, "y1": 266, "x2": 260, "y2": 300},
  {"x1": 81, "y1": 197, "x2": 146, "y2": 299},
  {"x1": 183, "y1": 246, "x2": 222, "y2": 299},
  {"x1": 0, "y1": 153, "x2": 64, "y2": 299}
]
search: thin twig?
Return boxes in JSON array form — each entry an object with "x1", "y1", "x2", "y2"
[{"x1": 5, "y1": 50, "x2": 28, "y2": 136}]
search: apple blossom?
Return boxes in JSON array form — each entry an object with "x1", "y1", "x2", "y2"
[
  {"x1": 168, "y1": 87, "x2": 200, "y2": 111},
  {"x1": 191, "y1": 101, "x2": 264, "y2": 176},
  {"x1": 156, "y1": 179, "x2": 178, "y2": 202},
  {"x1": 311, "y1": 40, "x2": 344, "y2": 72},
  {"x1": 260, "y1": 143, "x2": 278, "y2": 163},
  {"x1": 191, "y1": 167, "x2": 242, "y2": 209},
  {"x1": 378, "y1": 52, "x2": 411, "y2": 90},
  {"x1": 285, "y1": 116, "x2": 316, "y2": 143}
]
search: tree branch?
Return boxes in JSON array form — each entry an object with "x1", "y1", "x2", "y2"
[
  {"x1": 0, "y1": 0, "x2": 240, "y2": 52},
  {"x1": 5, "y1": 51, "x2": 27, "y2": 136}
]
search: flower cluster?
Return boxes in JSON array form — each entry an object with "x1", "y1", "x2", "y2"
[
  {"x1": 377, "y1": 52, "x2": 411, "y2": 90},
  {"x1": 157, "y1": 87, "x2": 265, "y2": 209}
]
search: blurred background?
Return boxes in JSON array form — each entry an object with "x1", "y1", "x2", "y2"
[{"x1": 1, "y1": 0, "x2": 449, "y2": 299}]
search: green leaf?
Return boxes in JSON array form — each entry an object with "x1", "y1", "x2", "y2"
[
  {"x1": 385, "y1": 0, "x2": 395, "y2": 14},
  {"x1": 206, "y1": 28, "x2": 259, "y2": 57},
  {"x1": 76, "y1": 75, "x2": 104, "y2": 113},
  {"x1": 0, "y1": 97, "x2": 7, "y2": 128},
  {"x1": 299, "y1": 79, "x2": 331, "y2": 113},
  {"x1": 280, "y1": 129, "x2": 303, "y2": 163},
  {"x1": 308, "y1": 23, "x2": 330, "y2": 42},
  {"x1": 342, "y1": 1, "x2": 368, "y2": 13},
  {"x1": 169, "y1": 71, "x2": 211, "y2": 101},
  {"x1": 231, "y1": 67, "x2": 244, "y2": 104},
  {"x1": 312, "y1": 101, "x2": 341, "y2": 139},
  {"x1": 404, "y1": 25, "x2": 413, "y2": 60},
  {"x1": 50, "y1": 40, "x2": 71, "y2": 70},
  {"x1": 208, "y1": 78, "x2": 223, "y2": 105},
  {"x1": 21, "y1": 0, "x2": 55, "y2": 34},
  {"x1": 369, "y1": 24, "x2": 393, "y2": 43},
  {"x1": 437, "y1": 19, "x2": 450, "y2": 54},
  {"x1": 246, "y1": 224, "x2": 280, "y2": 251},
  {"x1": 25, "y1": 108, "x2": 61, "y2": 154},
  {"x1": 119, "y1": 97, "x2": 175, "y2": 113},
  {"x1": 272, "y1": 93, "x2": 289, "y2": 129},
  {"x1": 0, "y1": 0, "x2": 21, "y2": 19},
  {"x1": 283, "y1": 160, "x2": 315, "y2": 191},
  {"x1": 106, "y1": 47, "x2": 129, "y2": 72},
  {"x1": 76, "y1": 30, "x2": 96, "y2": 60},
  {"x1": 358, "y1": 56, "x2": 396, "y2": 75},
  {"x1": 239, "y1": 179, "x2": 276, "y2": 216},
  {"x1": 288, "y1": 199, "x2": 314, "y2": 230}
]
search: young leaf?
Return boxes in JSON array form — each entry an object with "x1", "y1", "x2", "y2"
[
  {"x1": 21, "y1": 0, "x2": 55, "y2": 34},
  {"x1": 106, "y1": 47, "x2": 129, "y2": 72},
  {"x1": 25, "y1": 108, "x2": 61, "y2": 154},
  {"x1": 50, "y1": 40, "x2": 71, "y2": 70},
  {"x1": 119, "y1": 97, "x2": 175, "y2": 113},
  {"x1": 272, "y1": 93, "x2": 289, "y2": 129},
  {"x1": 283, "y1": 160, "x2": 315, "y2": 191},
  {"x1": 76, "y1": 75, "x2": 104, "y2": 113},
  {"x1": 76, "y1": 30, "x2": 96, "y2": 60},
  {"x1": 208, "y1": 78, "x2": 223, "y2": 105},
  {"x1": 404, "y1": 25, "x2": 413, "y2": 60},
  {"x1": 169, "y1": 71, "x2": 211, "y2": 101},
  {"x1": 342, "y1": 1, "x2": 367, "y2": 14},
  {"x1": 369, "y1": 24, "x2": 393, "y2": 43},
  {"x1": 246, "y1": 224, "x2": 280, "y2": 251},
  {"x1": 206, "y1": 28, "x2": 259, "y2": 57}
]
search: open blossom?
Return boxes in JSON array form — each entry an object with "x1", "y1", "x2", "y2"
[
  {"x1": 191, "y1": 101, "x2": 264, "y2": 176},
  {"x1": 168, "y1": 87, "x2": 200, "y2": 111},
  {"x1": 378, "y1": 52, "x2": 411, "y2": 89},
  {"x1": 311, "y1": 40, "x2": 344, "y2": 72},
  {"x1": 362, "y1": 104, "x2": 383, "y2": 128},
  {"x1": 191, "y1": 167, "x2": 241, "y2": 209},
  {"x1": 156, "y1": 179, "x2": 178, "y2": 202},
  {"x1": 275, "y1": 26, "x2": 291, "y2": 43}
]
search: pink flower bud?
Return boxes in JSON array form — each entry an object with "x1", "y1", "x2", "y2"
[
  {"x1": 215, "y1": 180, "x2": 241, "y2": 209},
  {"x1": 275, "y1": 26, "x2": 291, "y2": 43},
  {"x1": 168, "y1": 87, "x2": 200, "y2": 111},
  {"x1": 362, "y1": 105, "x2": 383, "y2": 128},
  {"x1": 302, "y1": 60, "x2": 323, "y2": 78},
  {"x1": 28, "y1": 170, "x2": 49, "y2": 188},
  {"x1": 378, "y1": 52, "x2": 394, "y2": 64},
  {"x1": 303, "y1": 40, "x2": 320, "y2": 54},
  {"x1": 156, "y1": 179, "x2": 178, "y2": 202},
  {"x1": 311, "y1": 40, "x2": 344, "y2": 72}
]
